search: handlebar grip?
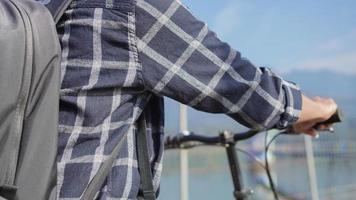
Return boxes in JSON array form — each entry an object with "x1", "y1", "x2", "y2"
[
  {"x1": 314, "y1": 109, "x2": 343, "y2": 127},
  {"x1": 283, "y1": 109, "x2": 343, "y2": 134}
]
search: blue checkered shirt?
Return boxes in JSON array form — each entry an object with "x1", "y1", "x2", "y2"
[{"x1": 56, "y1": 0, "x2": 302, "y2": 199}]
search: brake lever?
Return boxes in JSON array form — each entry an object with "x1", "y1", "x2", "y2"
[{"x1": 316, "y1": 126, "x2": 334, "y2": 133}]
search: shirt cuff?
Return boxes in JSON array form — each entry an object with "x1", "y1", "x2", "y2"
[{"x1": 275, "y1": 80, "x2": 302, "y2": 129}]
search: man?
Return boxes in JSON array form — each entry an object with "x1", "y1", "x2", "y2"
[{"x1": 56, "y1": 0, "x2": 337, "y2": 199}]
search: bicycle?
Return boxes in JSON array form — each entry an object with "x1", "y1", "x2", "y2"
[{"x1": 164, "y1": 110, "x2": 343, "y2": 200}]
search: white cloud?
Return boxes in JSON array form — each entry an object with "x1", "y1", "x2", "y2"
[
  {"x1": 294, "y1": 51, "x2": 356, "y2": 75},
  {"x1": 288, "y1": 29, "x2": 356, "y2": 75},
  {"x1": 316, "y1": 29, "x2": 356, "y2": 53}
]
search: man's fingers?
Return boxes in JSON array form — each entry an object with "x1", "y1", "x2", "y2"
[
  {"x1": 316, "y1": 123, "x2": 333, "y2": 131},
  {"x1": 317, "y1": 124, "x2": 328, "y2": 130},
  {"x1": 304, "y1": 128, "x2": 318, "y2": 137},
  {"x1": 294, "y1": 127, "x2": 320, "y2": 137}
]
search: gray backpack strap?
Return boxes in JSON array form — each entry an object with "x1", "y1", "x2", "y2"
[
  {"x1": 81, "y1": 113, "x2": 155, "y2": 199},
  {"x1": 42, "y1": 0, "x2": 74, "y2": 23},
  {"x1": 81, "y1": 132, "x2": 128, "y2": 200},
  {"x1": 136, "y1": 115, "x2": 156, "y2": 200}
]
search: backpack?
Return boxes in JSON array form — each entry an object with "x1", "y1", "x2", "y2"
[
  {"x1": 0, "y1": 0, "x2": 71, "y2": 199},
  {"x1": 0, "y1": 1, "x2": 155, "y2": 199}
]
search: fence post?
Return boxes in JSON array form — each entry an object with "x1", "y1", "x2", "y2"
[
  {"x1": 304, "y1": 136, "x2": 319, "y2": 200},
  {"x1": 180, "y1": 104, "x2": 189, "y2": 200}
]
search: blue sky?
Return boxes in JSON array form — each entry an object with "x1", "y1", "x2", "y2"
[{"x1": 183, "y1": 0, "x2": 356, "y2": 75}]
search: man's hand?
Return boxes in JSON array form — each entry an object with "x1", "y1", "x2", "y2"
[{"x1": 293, "y1": 95, "x2": 338, "y2": 136}]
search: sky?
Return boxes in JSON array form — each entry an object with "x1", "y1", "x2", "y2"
[{"x1": 182, "y1": 0, "x2": 356, "y2": 75}]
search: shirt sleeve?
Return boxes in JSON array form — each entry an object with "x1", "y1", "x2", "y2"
[{"x1": 134, "y1": 0, "x2": 302, "y2": 130}]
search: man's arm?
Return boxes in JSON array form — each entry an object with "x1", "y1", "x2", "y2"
[{"x1": 134, "y1": 0, "x2": 336, "y2": 132}]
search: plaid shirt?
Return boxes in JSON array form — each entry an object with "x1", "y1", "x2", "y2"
[{"x1": 57, "y1": 0, "x2": 302, "y2": 199}]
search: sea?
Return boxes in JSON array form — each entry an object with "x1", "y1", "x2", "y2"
[{"x1": 158, "y1": 135, "x2": 356, "y2": 200}]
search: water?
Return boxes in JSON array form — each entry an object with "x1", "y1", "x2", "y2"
[{"x1": 158, "y1": 147, "x2": 356, "y2": 200}]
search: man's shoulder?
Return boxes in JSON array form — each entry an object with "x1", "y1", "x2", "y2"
[{"x1": 63, "y1": 0, "x2": 135, "y2": 11}]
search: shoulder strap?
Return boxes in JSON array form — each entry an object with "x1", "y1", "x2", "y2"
[
  {"x1": 81, "y1": 130, "x2": 128, "y2": 199},
  {"x1": 42, "y1": 0, "x2": 73, "y2": 23},
  {"x1": 81, "y1": 114, "x2": 156, "y2": 199},
  {"x1": 136, "y1": 114, "x2": 156, "y2": 200}
]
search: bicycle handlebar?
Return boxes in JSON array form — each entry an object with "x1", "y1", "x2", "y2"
[
  {"x1": 314, "y1": 108, "x2": 343, "y2": 127},
  {"x1": 165, "y1": 109, "x2": 343, "y2": 150},
  {"x1": 165, "y1": 129, "x2": 260, "y2": 149},
  {"x1": 284, "y1": 108, "x2": 344, "y2": 133}
]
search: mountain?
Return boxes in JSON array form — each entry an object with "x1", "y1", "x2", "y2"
[{"x1": 282, "y1": 69, "x2": 356, "y2": 99}]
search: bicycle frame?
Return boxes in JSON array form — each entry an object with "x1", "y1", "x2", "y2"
[
  {"x1": 165, "y1": 130, "x2": 259, "y2": 200},
  {"x1": 220, "y1": 131, "x2": 252, "y2": 200}
]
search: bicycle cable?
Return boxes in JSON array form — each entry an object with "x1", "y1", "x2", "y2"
[
  {"x1": 264, "y1": 131, "x2": 283, "y2": 200},
  {"x1": 234, "y1": 131, "x2": 283, "y2": 200},
  {"x1": 234, "y1": 147, "x2": 266, "y2": 170}
]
